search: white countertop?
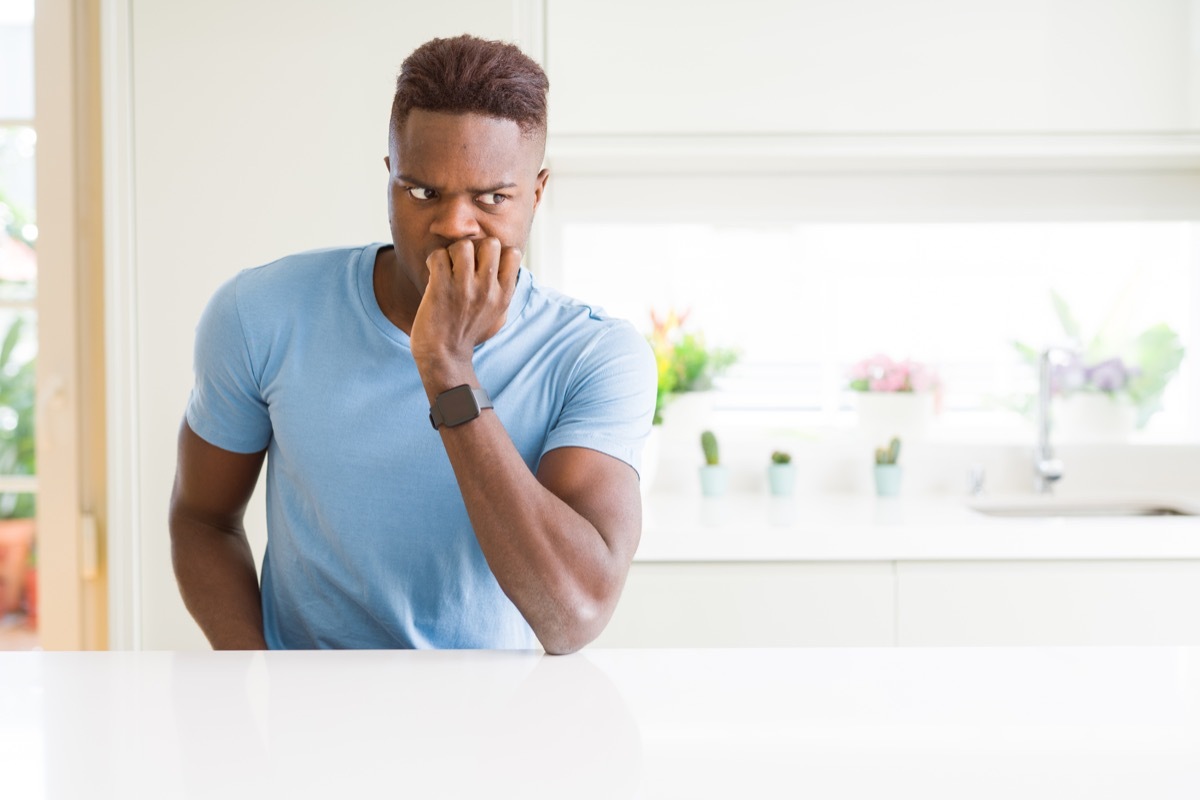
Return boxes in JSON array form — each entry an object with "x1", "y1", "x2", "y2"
[
  {"x1": 638, "y1": 492, "x2": 1200, "y2": 562},
  {"x1": 2, "y1": 648, "x2": 1198, "y2": 799}
]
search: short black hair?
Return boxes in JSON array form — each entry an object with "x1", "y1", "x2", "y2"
[{"x1": 390, "y1": 35, "x2": 549, "y2": 139}]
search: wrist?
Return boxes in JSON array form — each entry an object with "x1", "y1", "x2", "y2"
[{"x1": 416, "y1": 355, "x2": 477, "y2": 402}]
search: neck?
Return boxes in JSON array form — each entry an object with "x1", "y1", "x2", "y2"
[{"x1": 373, "y1": 246, "x2": 420, "y2": 335}]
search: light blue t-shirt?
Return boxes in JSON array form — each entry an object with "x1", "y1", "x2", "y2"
[{"x1": 186, "y1": 243, "x2": 656, "y2": 650}]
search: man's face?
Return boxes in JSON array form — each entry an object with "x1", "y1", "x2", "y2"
[{"x1": 385, "y1": 109, "x2": 548, "y2": 296}]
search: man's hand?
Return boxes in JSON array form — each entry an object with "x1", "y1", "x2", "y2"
[
  {"x1": 410, "y1": 237, "x2": 521, "y2": 374},
  {"x1": 405, "y1": 236, "x2": 644, "y2": 655}
]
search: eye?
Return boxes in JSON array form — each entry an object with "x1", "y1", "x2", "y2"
[
  {"x1": 477, "y1": 192, "x2": 508, "y2": 207},
  {"x1": 406, "y1": 186, "x2": 437, "y2": 201}
]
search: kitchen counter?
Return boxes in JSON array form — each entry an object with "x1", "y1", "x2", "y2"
[
  {"x1": 637, "y1": 492, "x2": 1200, "y2": 562},
  {"x1": 2, "y1": 647, "x2": 1198, "y2": 798}
]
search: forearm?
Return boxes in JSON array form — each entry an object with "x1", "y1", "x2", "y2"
[
  {"x1": 428, "y1": 373, "x2": 625, "y2": 653},
  {"x1": 170, "y1": 515, "x2": 267, "y2": 650},
  {"x1": 451, "y1": 421, "x2": 622, "y2": 653}
]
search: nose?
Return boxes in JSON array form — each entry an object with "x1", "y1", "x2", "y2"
[{"x1": 429, "y1": 196, "x2": 482, "y2": 241}]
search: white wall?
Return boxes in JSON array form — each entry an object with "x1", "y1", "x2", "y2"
[{"x1": 125, "y1": 1, "x2": 521, "y2": 649}]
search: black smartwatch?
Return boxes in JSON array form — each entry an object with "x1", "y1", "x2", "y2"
[{"x1": 429, "y1": 384, "x2": 493, "y2": 430}]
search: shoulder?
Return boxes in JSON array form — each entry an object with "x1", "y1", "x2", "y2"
[
  {"x1": 230, "y1": 244, "x2": 370, "y2": 305},
  {"x1": 522, "y1": 276, "x2": 646, "y2": 350},
  {"x1": 196, "y1": 244, "x2": 377, "y2": 361},
  {"x1": 198, "y1": 244, "x2": 375, "y2": 338},
  {"x1": 519, "y1": 276, "x2": 655, "y2": 380}
]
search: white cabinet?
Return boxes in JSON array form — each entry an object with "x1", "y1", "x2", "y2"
[
  {"x1": 896, "y1": 560, "x2": 1200, "y2": 646},
  {"x1": 593, "y1": 562, "x2": 895, "y2": 647},
  {"x1": 598, "y1": 558, "x2": 1200, "y2": 648},
  {"x1": 546, "y1": 0, "x2": 1197, "y2": 136}
]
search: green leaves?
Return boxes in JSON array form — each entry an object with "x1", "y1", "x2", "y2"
[
  {"x1": 1125, "y1": 323, "x2": 1186, "y2": 428},
  {"x1": 875, "y1": 437, "x2": 901, "y2": 465},
  {"x1": 0, "y1": 189, "x2": 37, "y2": 250},
  {"x1": 650, "y1": 326, "x2": 738, "y2": 425},
  {"x1": 1049, "y1": 290, "x2": 1082, "y2": 343},
  {"x1": 0, "y1": 316, "x2": 36, "y2": 519},
  {"x1": 700, "y1": 430, "x2": 720, "y2": 466}
]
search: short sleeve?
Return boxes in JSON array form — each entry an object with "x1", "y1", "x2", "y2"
[
  {"x1": 185, "y1": 273, "x2": 273, "y2": 453},
  {"x1": 540, "y1": 321, "x2": 657, "y2": 475}
]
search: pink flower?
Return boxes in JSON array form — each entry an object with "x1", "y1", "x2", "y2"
[
  {"x1": 848, "y1": 353, "x2": 940, "y2": 394},
  {"x1": 871, "y1": 371, "x2": 908, "y2": 392},
  {"x1": 848, "y1": 362, "x2": 872, "y2": 381},
  {"x1": 905, "y1": 361, "x2": 938, "y2": 393},
  {"x1": 849, "y1": 353, "x2": 894, "y2": 381}
]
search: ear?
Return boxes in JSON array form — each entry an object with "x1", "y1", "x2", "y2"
[
  {"x1": 531, "y1": 168, "x2": 550, "y2": 211},
  {"x1": 384, "y1": 155, "x2": 391, "y2": 172}
]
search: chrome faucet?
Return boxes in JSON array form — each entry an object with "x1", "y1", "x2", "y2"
[{"x1": 1035, "y1": 347, "x2": 1073, "y2": 493}]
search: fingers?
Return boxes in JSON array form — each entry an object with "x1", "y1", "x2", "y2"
[
  {"x1": 417, "y1": 238, "x2": 522, "y2": 349},
  {"x1": 498, "y1": 245, "x2": 522, "y2": 298},
  {"x1": 425, "y1": 248, "x2": 452, "y2": 291},
  {"x1": 431, "y1": 237, "x2": 517, "y2": 299},
  {"x1": 446, "y1": 239, "x2": 475, "y2": 289},
  {"x1": 474, "y1": 238, "x2": 501, "y2": 280}
]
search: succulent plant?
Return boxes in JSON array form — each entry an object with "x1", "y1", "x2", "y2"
[
  {"x1": 874, "y1": 437, "x2": 901, "y2": 466},
  {"x1": 700, "y1": 430, "x2": 720, "y2": 466},
  {"x1": 770, "y1": 450, "x2": 791, "y2": 465}
]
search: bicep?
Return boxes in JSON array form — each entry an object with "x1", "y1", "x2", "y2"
[
  {"x1": 537, "y1": 446, "x2": 642, "y2": 562},
  {"x1": 171, "y1": 418, "x2": 266, "y2": 530}
]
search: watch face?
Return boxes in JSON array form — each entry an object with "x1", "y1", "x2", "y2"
[{"x1": 439, "y1": 385, "x2": 481, "y2": 427}]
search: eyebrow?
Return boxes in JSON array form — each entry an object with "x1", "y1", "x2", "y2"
[{"x1": 397, "y1": 173, "x2": 518, "y2": 195}]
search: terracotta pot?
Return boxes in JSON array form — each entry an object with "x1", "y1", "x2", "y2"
[
  {"x1": 0, "y1": 518, "x2": 35, "y2": 616},
  {"x1": 23, "y1": 562, "x2": 36, "y2": 625}
]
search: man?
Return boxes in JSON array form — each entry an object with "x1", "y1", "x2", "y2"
[{"x1": 169, "y1": 35, "x2": 656, "y2": 654}]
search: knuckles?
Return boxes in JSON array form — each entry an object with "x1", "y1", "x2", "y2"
[
  {"x1": 446, "y1": 239, "x2": 476, "y2": 268},
  {"x1": 424, "y1": 238, "x2": 517, "y2": 312},
  {"x1": 433, "y1": 237, "x2": 507, "y2": 275},
  {"x1": 474, "y1": 237, "x2": 502, "y2": 268}
]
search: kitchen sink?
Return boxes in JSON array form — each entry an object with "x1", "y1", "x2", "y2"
[{"x1": 969, "y1": 498, "x2": 1198, "y2": 518}]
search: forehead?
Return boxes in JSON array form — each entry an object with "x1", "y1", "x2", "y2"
[{"x1": 390, "y1": 109, "x2": 541, "y2": 182}]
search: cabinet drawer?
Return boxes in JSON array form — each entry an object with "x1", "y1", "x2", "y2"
[
  {"x1": 594, "y1": 561, "x2": 895, "y2": 648},
  {"x1": 897, "y1": 560, "x2": 1200, "y2": 646}
]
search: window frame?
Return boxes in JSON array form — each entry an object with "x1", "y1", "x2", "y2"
[{"x1": 29, "y1": 0, "x2": 105, "y2": 650}]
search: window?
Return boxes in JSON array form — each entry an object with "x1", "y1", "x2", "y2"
[
  {"x1": 0, "y1": 0, "x2": 99, "y2": 651},
  {"x1": 541, "y1": 172, "x2": 1200, "y2": 443},
  {"x1": 0, "y1": 0, "x2": 39, "y2": 649}
]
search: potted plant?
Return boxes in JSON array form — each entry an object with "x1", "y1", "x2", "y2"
[
  {"x1": 0, "y1": 316, "x2": 35, "y2": 621},
  {"x1": 873, "y1": 436, "x2": 902, "y2": 497},
  {"x1": 848, "y1": 354, "x2": 941, "y2": 442},
  {"x1": 649, "y1": 308, "x2": 738, "y2": 426},
  {"x1": 639, "y1": 309, "x2": 737, "y2": 495},
  {"x1": 698, "y1": 430, "x2": 727, "y2": 497},
  {"x1": 1011, "y1": 290, "x2": 1185, "y2": 438},
  {"x1": 767, "y1": 450, "x2": 795, "y2": 497}
]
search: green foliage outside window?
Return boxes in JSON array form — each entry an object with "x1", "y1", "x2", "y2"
[{"x1": 0, "y1": 316, "x2": 35, "y2": 519}]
